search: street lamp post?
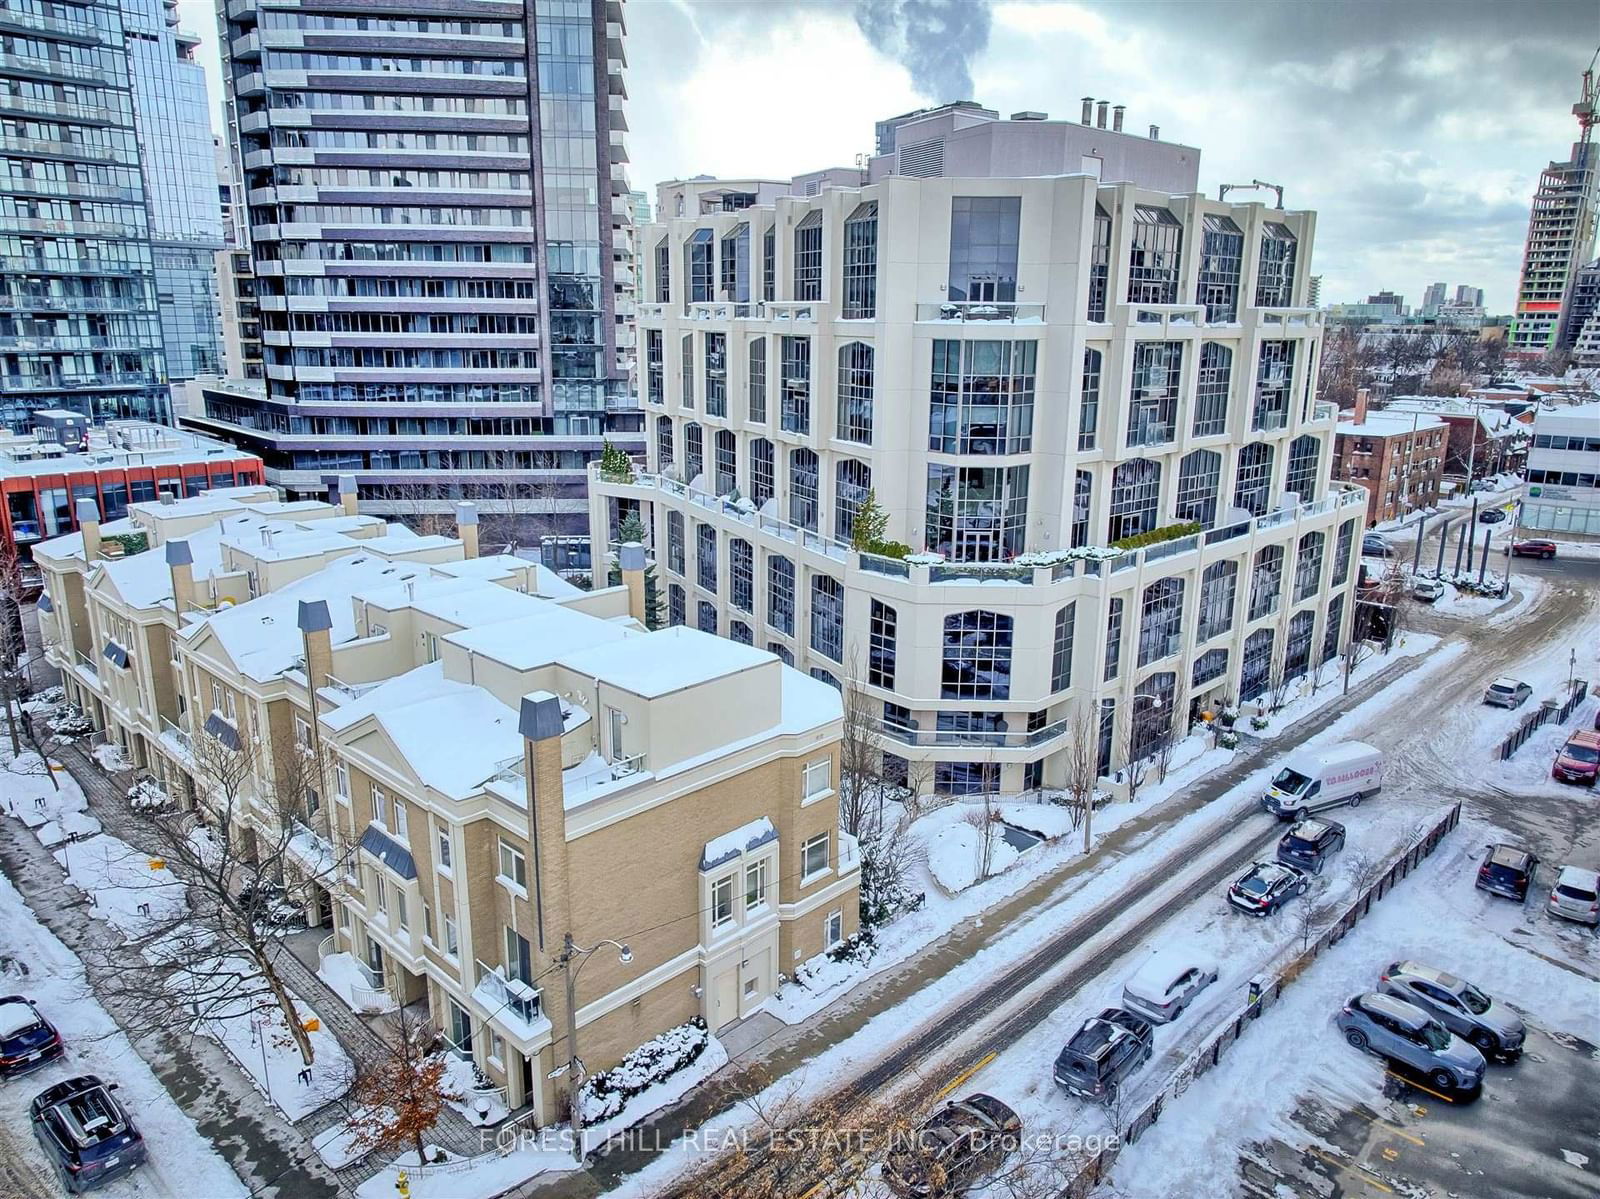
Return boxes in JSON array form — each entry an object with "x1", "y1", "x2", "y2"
[{"x1": 558, "y1": 934, "x2": 631, "y2": 1163}]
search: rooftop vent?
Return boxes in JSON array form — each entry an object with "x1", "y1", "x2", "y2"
[{"x1": 1011, "y1": 110, "x2": 1048, "y2": 121}]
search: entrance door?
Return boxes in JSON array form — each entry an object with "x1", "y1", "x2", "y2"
[
  {"x1": 739, "y1": 946, "x2": 772, "y2": 1019},
  {"x1": 710, "y1": 967, "x2": 739, "y2": 1031}
]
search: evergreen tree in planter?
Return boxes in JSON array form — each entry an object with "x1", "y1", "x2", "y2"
[
  {"x1": 599, "y1": 440, "x2": 635, "y2": 483},
  {"x1": 615, "y1": 511, "x2": 665, "y2": 630}
]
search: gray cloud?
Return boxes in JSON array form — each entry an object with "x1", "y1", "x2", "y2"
[{"x1": 854, "y1": 0, "x2": 993, "y2": 102}]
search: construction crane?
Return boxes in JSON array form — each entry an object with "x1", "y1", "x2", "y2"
[
  {"x1": 1574, "y1": 46, "x2": 1597, "y2": 150},
  {"x1": 1216, "y1": 179, "x2": 1284, "y2": 208}
]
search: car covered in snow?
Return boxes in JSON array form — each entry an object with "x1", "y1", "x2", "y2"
[
  {"x1": 1551, "y1": 730, "x2": 1600, "y2": 786},
  {"x1": 882, "y1": 1093, "x2": 1021, "y2": 1198},
  {"x1": 1121, "y1": 949, "x2": 1218, "y2": 1024},
  {"x1": 1548, "y1": 865, "x2": 1600, "y2": 927},
  {"x1": 1481, "y1": 677, "x2": 1532, "y2": 709},
  {"x1": 1276, "y1": 817, "x2": 1346, "y2": 874},
  {"x1": 1476, "y1": 844, "x2": 1539, "y2": 902},
  {"x1": 1227, "y1": 861, "x2": 1311, "y2": 915},
  {"x1": 30, "y1": 1074, "x2": 146, "y2": 1193},
  {"x1": 1410, "y1": 577, "x2": 1446, "y2": 603},
  {"x1": 1337, "y1": 993, "x2": 1486, "y2": 1092},
  {"x1": 0, "y1": 996, "x2": 63, "y2": 1078},
  {"x1": 1379, "y1": 961, "x2": 1525, "y2": 1060},
  {"x1": 1053, "y1": 1007, "x2": 1153, "y2": 1103}
]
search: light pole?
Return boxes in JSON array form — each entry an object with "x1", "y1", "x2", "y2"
[{"x1": 558, "y1": 934, "x2": 631, "y2": 1163}]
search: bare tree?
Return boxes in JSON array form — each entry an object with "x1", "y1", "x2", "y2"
[
  {"x1": 1061, "y1": 702, "x2": 1100, "y2": 852},
  {"x1": 836, "y1": 665, "x2": 882, "y2": 839},
  {"x1": 1117, "y1": 704, "x2": 1151, "y2": 806},
  {"x1": 1291, "y1": 877, "x2": 1332, "y2": 952},
  {"x1": 342, "y1": 1004, "x2": 456, "y2": 1166},
  {"x1": 1342, "y1": 603, "x2": 1381, "y2": 694},
  {"x1": 962, "y1": 791, "x2": 997, "y2": 882},
  {"x1": 901, "y1": 757, "x2": 936, "y2": 821}
]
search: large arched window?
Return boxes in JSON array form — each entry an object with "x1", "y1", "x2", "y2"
[
  {"x1": 1233, "y1": 442, "x2": 1274, "y2": 516},
  {"x1": 1137, "y1": 577, "x2": 1186, "y2": 667},
  {"x1": 835, "y1": 458, "x2": 871, "y2": 542},
  {"x1": 942, "y1": 611, "x2": 1014, "y2": 700},
  {"x1": 1240, "y1": 628, "x2": 1274, "y2": 701},
  {"x1": 842, "y1": 202, "x2": 878, "y2": 319},
  {"x1": 1197, "y1": 560, "x2": 1237, "y2": 641},
  {"x1": 1175, "y1": 449, "x2": 1222, "y2": 527},
  {"x1": 1127, "y1": 341, "x2": 1182, "y2": 448},
  {"x1": 837, "y1": 342, "x2": 874, "y2": 444},
  {"x1": 1109, "y1": 458, "x2": 1161, "y2": 540},
  {"x1": 1130, "y1": 671, "x2": 1176, "y2": 760},
  {"x1": 810, "y1": 574, "x2": 844, "y2": 661},
  {"x1": 684, "y1": 422, "x2": 704, "y2": 485},
  {"x1": 1284, "y1": 609, "x2": 1315, "y2": 682},
  {"x1": 1285, "y1": 434, "x2": 1321, "y2": 503},
  {"x1": 789, "y1": 448, "x2": 819, "y2": 530}
]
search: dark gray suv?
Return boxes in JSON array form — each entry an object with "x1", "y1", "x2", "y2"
[
  {"x1": 1053, "y1": 1007, "x2": 1154, "y2": 1103},
  {"x1": 1379, "y1": 962, "x2": 1526, "y2": 1060},
  {"x1": 1276, "y1": 817, "x2": 1346, "y2": 874}
]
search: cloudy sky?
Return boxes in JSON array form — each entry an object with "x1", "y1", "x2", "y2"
[{"x1": 180, "y1": 0, "x2": 1597, "y2": 311}]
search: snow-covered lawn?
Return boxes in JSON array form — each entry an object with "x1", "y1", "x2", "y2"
[
  {"x1": 0, "y1": 870, "x2": 246, "y2": 1198},
  {"x1": 355, "y1": 1144, "x2": 581, "y2": 1199},
  {"x1": 53, "y1": 833, "x2": 188, "y2": 937},
  {"x1": 5, "y1": 748, "x2": 90, "y2": 826}
]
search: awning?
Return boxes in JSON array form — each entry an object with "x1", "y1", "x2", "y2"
[
  {"x1": 102, "y1": 640, "x2": 129, "y2": 669},
  {"x1": 360, "y1": 824, "x2": 417, "y2": 880},
  {"x1": 35, "y1": 593, "x2": 52, "y2": 613},
  {"x1": 202, "y1": 711, "x2": 242, "y2": 751}
]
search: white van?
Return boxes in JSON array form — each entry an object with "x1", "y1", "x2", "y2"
[{"x1": 1261, "y1": 741, "x2": 1384, "y2": 821}]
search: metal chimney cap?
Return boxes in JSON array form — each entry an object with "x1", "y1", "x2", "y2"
[
  {"x1": 519, "y1": 691, "x2": 564, "y2": 742},
  {"x1": 297, "y1": 598, "x2": 333, "y2": 634},
  {"x1": 74, "y1": 497, "x2": 100, "y2": 525},
  {"x1": 455, "y1": 501, "x2": 479, "y2": 527},
  {"x1": 165, "y1": 539, "x2": 194, "y2": 567},
  {"x1": 619, "y1": 542, "x2": 647, "y2": 571}
]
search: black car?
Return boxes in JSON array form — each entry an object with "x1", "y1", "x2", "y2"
[
  {"x1": 1478, "y1": 507, "x2": 1508, "y2": 524},
  {"x1": 1053, "y1": 1007, "x2": 1154, "y2": 1102},
  {"x1": 1361, "y1": 535, "x2": 1393, "y2": 558},
  {"x1": 1227, "y1": 861, "x2": 1311, "y2": 915},
  {"x1": 1476, "y1": 844, "x2": 1538, "y2": 903},
  {"x1": 30, "y1": 1075, "x2": 146, "y2": 1193},
  {"x1": 883, "y1": 1093, "x2": 1021, "y2": 1198},
  {"x1": 1276, "y1": 817, "x2": 1347, "y2": 875},
  {"x1": 0, "y1": 996, "x2": 64, "y2": 1078}
]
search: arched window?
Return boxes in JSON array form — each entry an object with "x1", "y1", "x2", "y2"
[
  {"x1": 842, "y1": 202, "x2": 877, "y2": 319},
  {"x1": 1285, "y1": 434, "x2": 1321, "y2": 502},
  {"x1": 668, "y1": 583, "x2": 686, "y2": 627},
  {"x1": 834, "y1": 458, "x2": 871, "y2": 542},
  {"x1": 729, "y1": 539, "x2": 753, "y2": 612},
  {"x1": 766, "y1": 555, "x2": 794, "y2": 634},
  {"x1": 1294, "y1": 531, "x2": 1325, "y2": 601},
  {"x1": 697, "y1": 601, "x2": 718, "y2": 634},
  {"x1": 729, "y1": 620, "x2": 753, "y2": 645},
  {"x1": 683, "y1": 422, "x2": 704, "y2": 485},
  {"x1": 1051, "y1": 603, "x2": 1076, "y2": 691},
  {"x1": 696, "y1": 523, "x2": 717, "y2": 592},
  {"x1": 942, "y1": 611, "x2": 1014, "y2": 700},
  {"x1": 1249, "y1": 544, "x2": 1284, "y2": 620},
  {"x1": 686, "y1": 228, "x2": 714, "y2": 303},
  {"x1": 1130, "y1": 671, "x2": 1176, "y2": 760},
  {"x1": 1109, "y1": 458, "x2": 1161, "y2": 540},
  {"x1": 1128, "y1": 341, "x2": 1182, "y2": 447},
  {"x1": 655, "y1": 415, "x2": 673, "y2": 470},
  {"x1": 789, "y1": 448, "x2": 819, "y2": 530},
  {"x1": 713, "y1": 429, "x2": 737, "y2": 495},
  {"x1": 1175, "y1": 449, "x2": 1222, "y2": 527},
  {"x1": 1197, "y1": 560, "x2": 1237, "y2": 641},
  {"x1": 749, "y1": 438, "x2": 774, "y2": 506},
  {"x1": 1072, "y1": 470, "x2": 1093, "y2": 547},
  {"x1": 810, "y1": 574, "x2": 844, "y2": 661},
  {"x1": 1233, "y1": 442, "x2": 1274, "y2": 516},
  {"x1": 1283, "y1": 610, "x2": 1315, "y2": 681},
  {"x1": 1240, "y1": 628, "x2": 1274, "y2": 701},
  {"x1": 1193, "y1": 647, "x2": 1228, "y2": 688},
  {"x1": 1138, "y1": 577, "x2": 1185, "y2": 667},
  {"x1": 837, "y1": 342, "x2": 874, "y2": 444}
]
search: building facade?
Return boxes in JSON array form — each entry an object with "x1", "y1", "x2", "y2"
[
  {"x1": 1510, "y1": 138, "x2": 1598, "y2": 356},
  {"x1": 1332, "y1": 401, "x2": 1446, "y2": 526},
  {"x1": 198, "y1": 0, "x2": 643, "y2": 537},
  {"x1": 34, "y1": 485, "x2": 856, "y2": 1124},
  {"x1": 590, "y1": 170, "x2": 1367, "y2": 793},
  {"x1": 1521, "y1": 401, "x2": 1600, "y2": 537},
  {"x1": 1381, "y1": 396, "x2": 1528, "y2": 483}
]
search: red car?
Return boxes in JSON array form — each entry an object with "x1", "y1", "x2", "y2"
[{"x1": 1507, "y1": 539, "x2": 1557, "y2": 559}]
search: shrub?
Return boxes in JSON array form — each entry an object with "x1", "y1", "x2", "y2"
[
  {"x1": 578, "y1": 1018, "x2": 709, "y2": 1127},
  {"x1": 1109, "y1": 521, "x2": 1203, "y2": 552},
  {"x1": 858, "y1": 538, "x2": 913, "y2": 560},
  {"x1": 1250, "y1": 715, "x2": 1270, "y2": 731},
  {"x1": 1217, "y1": 730, "x2": 1240, "y2": 750},
  {"x1": 47, "y1": 704, "x2": 94, "y2": 737}
]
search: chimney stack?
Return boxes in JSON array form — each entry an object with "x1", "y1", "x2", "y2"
[
  {"x1": 1355, "y1": 387, "x2": 1371, "y2": 425},
  {"x1": 297, "y1": 599, "x2": 333, "y2": 694},
  {"x1": 75, "y1": 497, "x2": 102, "y2": 562},
  {"x1": 1149, "y1": 124, "x2": 1160, "y2": 140},
  {"x1": 1080, "y1": 96, "x2": 1094, "y2": 125},
  {"x1": 166, "y1": 539, "x2": 195, "y2": 615},
  {"x1": 1112, "y1": 104, "x2": 1125, "y2": 133},
  {"x1": 1095, "y1": 100, "x2": 1109, "y2": 129},
  {"x1": 456, "y1": 501, "x2": 479, "y2": 559},
  {"x1": 519, "y1": 691, "x2": 571, "y2": 953},
  {"x1": 337, "y1": 473, "x2": 358, "y2": 517},
  {"x1": 619, "y1": 541, "x2": 647, "y2": 625}
]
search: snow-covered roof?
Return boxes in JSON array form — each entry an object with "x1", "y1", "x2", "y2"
[
  {"x1": 701, "y1": 817, "x2": 777, "y2": 871},
  {"x1": 445, "y1": 603, "x2": 633, "y2": 670},
  {"x1": 0, "y1": 998, "x2": 40, "y2": 1039},
  {"x1": 560, "y1": 626, "x2": 772, "y2": 698},
  {"x1": 1337, "y1": 411, "x2": 1447, "y2": 437}
]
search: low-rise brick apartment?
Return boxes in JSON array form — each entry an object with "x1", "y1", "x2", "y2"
[{"x1": 1333, "y1": 392, "x2": 1448, "y2": 525}]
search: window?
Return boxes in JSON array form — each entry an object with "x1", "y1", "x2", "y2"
[
  {"x1": 1104, "y1": 597, "x2": 1124, "y2": 682},
  {"x1": 801, "y1": 833, "x2": 830, "y2": 880},
  {"x1": 1194, "y1": 343, "x2": 1231, "y2": 437},
  {"x1": 687, "y1": 228, "x2": 714, "y2": 303},
  {"x1": 793, "y1": 210, "x2": 822, "y2": 300},
  {"x1": 730, "y1": 539, "x2": 754, "y2": 612},
  {"x1": 681, "y1": 334, "x2": 695, "y2": 409},
  {"x1": 835, "y1": 459, "x2": 871, "y2": 542},
  {"x1": 810, "y1": 574, "x2": 844, "y2": 661},
  {"x1": 714, "y1": 429, "x2": 737, "y2": 495},
  {"x1": 373, "y1": 871, "x2": 387, "y2": 913},
  {"x1": 1109, "y1": 458, "x2": 1161, "y2": 540},
  {"x1": 704, "y1": 332, "x2": 727, "y2": 417},
  {"x1": 444, "y1": 915, "x2": 459, "y2": 957},
  {"x1": 826, "y1": 909, "x2": 844, "y2": 949},
  {"x1": 1129, "y1": 672, "x2": 1176, "y2": 761},
  {"x1": 1193, "y1": 647, "x2": 1228, "y2": 687},
  {"x1": 780, "y1": 336, "x2": 811, "y2": 433},
  {"x1": 869, "y1": 599, "x2": 897, "y2": 688},
  {"x1": 762, "y1": 226, "x2": 775, "y2": 301},
  {"x1": 837, "y1": 342, "x2": 874, "y2": 443},
  {"x1": 747, "y1": 337, "x2": 767, "y2": 423},
  {"x1": 1087, "y1": 204, "x2": 1111, "y2": 321},
  {"x1": 1072, "y1": 470, "x2": 1093, "y2": 548},
  {"x1": 497, "y1": 840, "x2": 527, "y2": 889},
  {"x1": 842, "y1": 202, "x2": 877, "y2": 318},
  {"x1": 1128, "y1": 342, "x2": 1182, "y2": 447},
  {"x1": 1249, "y1": 544, "x2": 1284, "y2": 620},
  {"x1": 1198, "y1": 215, "x2": 1243, "y2": 322},
  {"x1": 698, "y1": 601, "x2": 718, "y2": 633},
  {"x1": 710, "y1": 874, "x2": 735, "y2": 927},
  {"x1": 696, "y1": 523, "x2": 718, "y2": 592},
  {"x1": 1197, "y1": 560, "x2": 1237, "y2": 641},
  {"x1": 1138, "y1": 577, "x2": 1185, "y2": 667},
  {"x1": 925, "y1": 464, "x2": 1029, "y2": 561},
  {"x1": 1128, "y1": 205, "x2": 1182, "y2": 304},
  {"x1": 685, "y1": 422, "x2": 704, "y2": 484},
  {"x1": 666, "y1": 510, "x2": 685, "y2": 574},
  {"x1": 803, "y1": 758, "x2": 832, "y2": 799},
  {"x1": 1233, "y1": 442, "x2": 1275, "y2": 516},
  {"x1": 928, "y1": 339, "x2": 1037, "y2": 455},
  {"x1": 1294, "y1": 531, "x2": 1325, "y2": 601},
  {"x1": 1285, "y1": 434, "x2": 1321, "y2": 502},
  {"x1": 395, "y1": 890, "x2": 408, "y2": 930},
  {"x1": 654, "y1": 238, "x2": 669, "y2": 303},
  {"x1": 935, "y1": 761, "x2": 1001, "y2": 795},
  {"x1": 720, "y1": 223, "x2": 749, "y2": 302},
  {"x1": 1284, "y1": 610, "x2": 1315, "y2": 680},
  {"x1": 1175, "y1": 450, "x2": 1222, "y2": 527},
  {"x1": 1252, "y1": 341, "x2": 1295, "y2": 432},
  {"x1": 745, "y1": 859, "x2": 770, "y2": 910},
  {"x1": 335, "y1": 763, "x2": 350, "y2": 802},
  {"x1": 1051, "y1": 603, "x2": 1076, "y2": 691},
  {"x1": 656, "y1": 415, "x2": 674, "y2": 470},
  {"x1": 1079, "y1": 348, "x2": 1102, "y2": 450},
  {"x1": 1322, "y1": 592, "x2": 1345, "y2": 663},
  {"x1": 646, "y1": 330, "x2": 664, "y2": 404},
  {"x1": 1332, "y1": 519, "x2": 1355, "y2": 586},
  {"x1": 391, "y1": 801, "x2": 409, "y2": 839},
  {"x1": 948, "y1": 196, "x2": 1020, "y2": 302},
  {"x1": 1255, "y1": 223, "x2": 1298, "y2": 307},
  {"x1": 371, "y1": 785, "x2": 389, "y2": 828},
  {"x1": 768, "y1": 641, "x2": 794, "y2": 665},
  {"x1": 668, "y1": 583, "x2": 686, "y2": 626},
  {"x1": 942, "y1": 610, "x2": 1013, "y2": 699},
  {"x1": 750, "y1": 438, "x2": 775, "y2": 506},
  {"x1": 730, "y1": 620, "x2": 753, "y2": 645},
  {"x1": 294, "y1": 715, "x2": 312, "y2": 749},
  {"x1": 767, "y1": 555, "x2": 795, "y2": 634},
  {"x1": 436, "y1": 828, "x2": 452, "y2": 872},
  {"x1": 789, "y1": 448, "x2": 819, "y2": 530}
]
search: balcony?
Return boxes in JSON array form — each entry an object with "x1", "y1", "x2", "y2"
[
  {"x1": 916, "y1": 300, "x2": 1046, "y2": 323},
  {"x1": 878, "y1": 718, "x2": 1071, "y2": 750},
  {"x1": 0, "y1": 52, "x2": 106, "y2": 83},
  {"x1": 472, "y1": 960, "x2": 543, "y2": 1030},
  {"x1": 159, "y1": 716, "x2": 192, "y2": 760}
]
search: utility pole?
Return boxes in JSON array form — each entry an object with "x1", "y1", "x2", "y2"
[{"x1": 555, "y1": 934, "x2": 632, "y2": 1164}]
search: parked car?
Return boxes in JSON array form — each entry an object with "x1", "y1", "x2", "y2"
[
  {"x1": 1476, "y1": 844, "x2": 1539, "y2": 902},
  {"x1": 30, "y1": 1075, "x2": 146, "y2": 1194},
  {"x1": 1411, "y1": 577, "x2": 1446, "y2": 603},
  {"x1": 0, "y1": 996, "x2": 64, "y2": 1078},
  {"x1": 1551, "y1": 730, "x2": 1600, "y2": 786},
  {"x1": 1053, "y1": 1008, "x2": 1153, "y2": 1103},
  {"x1": 1548, "y1": 865, "x2": 1600, "y2": 927},
  {"x1": 1276, "y1": 817, "x2": 1347, "y2": 874},
  {"x1": 882, "y1": 1093, "x2": 1021, "y2": 1198},
  {"x1": 1121, "y1": 949, "x2": 1218, "y2": 1024},
  {"x1": 1337, "y1": 993, "x2": 1487, "y2": 1091},
  {"x1": 1361, "y1": 534, "x2": 1393, "y2": 558},
  {"x1": 1507, "y1": 538, "x2": 1557, "y2": 558},
  {"x1": 1379, "y1": 961, "x2": 1526, "y2": 1060},
  {"x1": 1477, "y1": 507, "x2": 1508, "y2": 524},
  {"x1": 1481, "y1": 678, "x2": 1532, "y2": 709},
  {"x1": 1227, "y1": 861, "x2": 1311, "y2": 916},
  {"x1": 1260, "y1": 742, "x2": 1384, "y2": 821}
]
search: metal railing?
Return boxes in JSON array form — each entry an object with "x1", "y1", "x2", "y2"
[
  {"x1": 473, "y1": 959, "x2": 542, "y2": 1026},
  {"x1": 1498, "y1": 678, "x2": 1588, "y2": 761},
  {"x1": 915, "y1": 300, "x2": 1047, "y2": 322},
  {"x1": 877, "y1": 718, "x2": 1069, "y2": 749},
  {"x1": 159, "y1": 716, "x2": 192, "y2": 757}
]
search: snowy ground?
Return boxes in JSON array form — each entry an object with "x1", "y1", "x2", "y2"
[
  {"x1": 318, "y1": 948, "x2": 397, "y2": 1014},
  {"x1": 0, "y1": 870, "x2": 246, "y2": 1198},
  {"x1": 53, "y1": 833, "x2": 187, "y2": 937}
]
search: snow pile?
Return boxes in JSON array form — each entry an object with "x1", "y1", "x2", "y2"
[
  {"x1": 35, "y1": 809, "x2": 101, "y2": 846},
  {"x1": 579, "y1": 1017, "x2": 711, "y2": 1126},
  {"x1": 91, "y1": 741, "x2": 129, "y2": 772},
  {"x1": 46, "y1": 703, "x2": 94, "y2": 737},
  {"x1": 926, "y1": 817, "x2": 1022, "y2": 894},
  {"x1": 355, "y1": 1145, "x2": 582, "y2": 1199},
  {"x1": 53, "y1": 832, "x2": 186, "y2": 936},
  {"x1": 994, "y1": 803, "x2": 1078, "y2": 841},
  {"x1": 318, "y1": 950, "x2": 397, "y2": 1014},
  {"x1": 441, "y1": 1053, "x2": 509, "y2": 1127},
  {"x1": 127, "y1": 777, "x2": 172, "y2": 811}
]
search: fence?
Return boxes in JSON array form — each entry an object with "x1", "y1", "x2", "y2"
[
  {"x1": 1497, "y1": 678, "x2": 1589, "y2": 761},
  {"x1": 1053, "y1": 801, "x2": 1463, "y2": 1197}
]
